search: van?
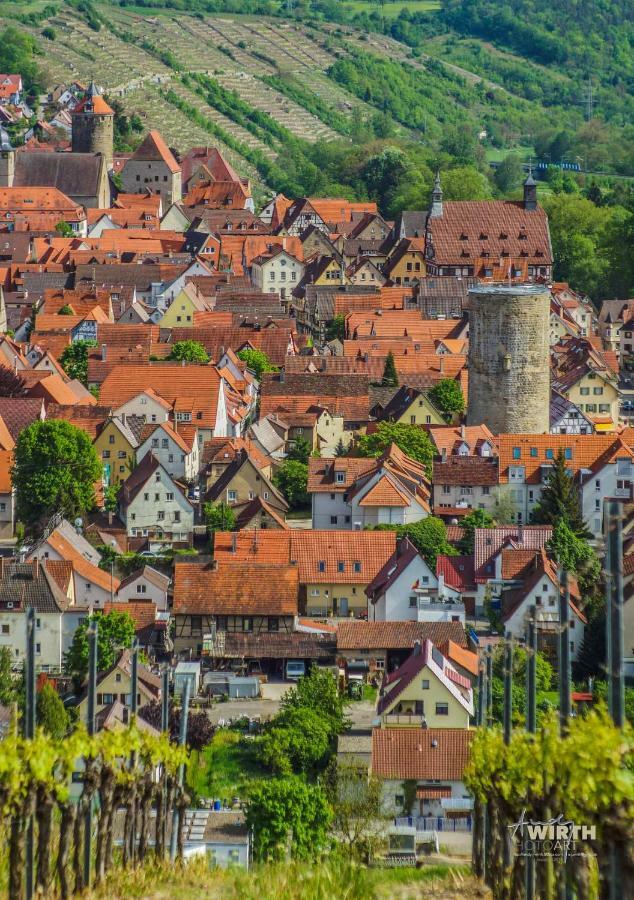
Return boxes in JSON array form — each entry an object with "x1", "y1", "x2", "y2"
[{"x1": 285, "y1": 660, "x2": 306, "y2": 681}]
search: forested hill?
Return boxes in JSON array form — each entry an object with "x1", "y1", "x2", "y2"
[{"x1": 442, "y1": 0, "x2": 633, "y2": 121}]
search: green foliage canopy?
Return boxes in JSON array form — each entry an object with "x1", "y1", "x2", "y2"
[
  {"x1": 236, "y1": 348, "x2": 277, "y2": 379},
  {"x1": 13, "y1": 419, "x2": 101, "y2": 529},
  {"x1": 59, "y1": 340, "x2": 98, "y2": 386},
  {"x1": 64, "y1": 610, "x2": 136, "y2": 683},
  {"x1": 167, "y1": 341, "x2": 209, "y2": 364},
  {"x1": 246, "y1": 778, "x2": 332, "y2": 862},
  {"x1": 355, "y1": 422, "x2": 435, "y2": 475},
  {"x1": 273, "y1": 459, "x2": 309, "y2": 510}
]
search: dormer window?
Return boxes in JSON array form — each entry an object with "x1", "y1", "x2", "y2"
[
  {"x1": 479, "y1": 231, "x2": 488, "y2": 240},
  {"x1": 499, "y1": 231, "x2": 508, "y2": 239},
  {"x1": 335, "y1": 472, "x2": 345, "y2": 484},
  {"x1": 318, "y1": 561, "x2": 325, "y2": 572}
]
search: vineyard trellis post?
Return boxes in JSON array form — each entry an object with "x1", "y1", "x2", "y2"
[
  {"x1": 170, "y1": 678, "x2": 190, "y2": 862},
  {"x1": 525, "y1": 606, "x2": 537, "y2": 900},
  {"x1": 605, "y1": 498, "x2": 625, "y2": 900},
  {"x1": 503, "y1": 634, "x2": 513, "y2": 745},
  {"x1": 559, "y1": 568, "x2": 571, "y2": 729},
  {"x1": 485, "y1": 646, "x2": 493, "y2": 727},
  {"x1": 161, "y1": 666, "x2": 169, "y2": 732},
  {"x1": 84, "y1": 618, "x2": 99, "y2": 889},
  {"x1": 25, "y1": 606, "x2": 36, "y2": 900}
]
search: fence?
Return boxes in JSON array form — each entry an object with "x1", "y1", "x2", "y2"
[{"x1": 394, "y1": 816, "x2": 472, "y2": 832}]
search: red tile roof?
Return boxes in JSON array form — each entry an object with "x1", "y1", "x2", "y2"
[
  {"x1": 433, "y1": 456, "x2": 499, "y2": 486},
  {"x1": 474, "y1": 526, "x2": 553, "y2": 582},
  {"x1": 425, "y1": 200, "x2": 552, "y2": 267},
  {"x1": 371, "y1": 728, "x2": 474, "y2": 780},
  {"x1": 173, "y1": 561, "x2": 298, "y2": 616},
  {"x1": 131, "y1": 130, "x2": 180, "y2": 174},
  {"x1": 497, "y1": 435, "x2": 633, "y2": 485},
  {"x1": 436, "y1": 555, "x2": 475, "y2": 592},
  {"x1": 336, "y1": 620, "x2": 467, "y2": 650}
]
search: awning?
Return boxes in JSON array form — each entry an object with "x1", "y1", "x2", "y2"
[{"x1": 416, "y1": 786, "x2": 452, "y2": 800}]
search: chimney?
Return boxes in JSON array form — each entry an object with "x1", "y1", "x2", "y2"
[
  {"x1": 441, "y1": 447, "x2": 447, "y2": 462},
  {"x1": 518, "y1": 523, "x2": 524, "y2": 543},
  {"x1": 439, "y1": 356, "x2": 445, "y2": 375},
  {"x1": 231, "y1": 532, "x2": 237, "y2": 553},
  {"x1": 461, "y1": 424, "x2": 466, "y2": 440},
  {"x1": 33, "y1": 557, "x2": 39, "y2": 579},
  {"x1": 101, "y1": 343, "x2": 107, "y2": 361},
  {"x1": 412, "y1": 640, "x2": 422, "y2": 656},
  {"x1": 279, "y1": 370, "x2": 285, "y2": 383},
  {"x1": 211, "y1": 559, "x2": 218, "y2": 571}
]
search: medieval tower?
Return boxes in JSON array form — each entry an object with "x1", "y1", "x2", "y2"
[
  {"x1": 71, "y1": 83, "x2": 114, "y2": 168},
  {"x1": 467, "y1": 284, "x2": 551, "y2": 434}
]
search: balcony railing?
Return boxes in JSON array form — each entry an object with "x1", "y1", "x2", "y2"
[{"x1": 383, "y1": 714, "x2": 425, "y2": 726}]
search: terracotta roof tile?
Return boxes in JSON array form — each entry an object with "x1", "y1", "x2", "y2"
[
  {"x1": 497, "y1": 435, "x2": 634, "y2": 485},
  {"x1": 173, "y1": 561, "x2": 298, "y2": 615},
  {"x1": 131, "y1": 131, "x2": 180, "y2": 174},
  {"x1": 474, "y1": 526, "x2": 552, "y2": 582},
  {"x1": 104, "y1": 600, "x2": 157, "y2": 633},
  {"x1": 358, "y1": 474, "x2": 410, "y2": 507},
  {"x1": 371, "y1": 728, "x2": 474, "y2": 780},
  {"x1": 336, "y1": 620, "x2": 467, "y2": 650},
  {"x1": 438, "y1": 640, "x2": 479, "y2": 677},
  {"x1": 0, "y1": 450, "x2": 12, "y2": 492},
  {"x1": 436, "y1": 555, "x2": 475, "y2": 592},
  {"x1": 433, "y1": 456, "x2": 499, "y2": 486}
]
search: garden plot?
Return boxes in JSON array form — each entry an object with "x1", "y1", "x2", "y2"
[{"x1": 217, "y1": 73, "x2": 338, "y2": 142}]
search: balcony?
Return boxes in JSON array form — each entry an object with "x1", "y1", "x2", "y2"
[{"x1": 383, "y1": 714, "x2": 426, "y2": 726}]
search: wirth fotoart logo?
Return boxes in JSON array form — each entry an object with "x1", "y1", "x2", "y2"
[{"x1": 508, "y1": 810, "x2": 597, "y2": 861}]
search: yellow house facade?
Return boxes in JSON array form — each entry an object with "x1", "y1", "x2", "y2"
[
  {"x1": 93, "y1": 416, "x2": 139, "y2": 485},
  {"x1": 377, "y1": 639, "x2": 473, "y2": 729},
  {"x1": 160, "y1": 282, "x2": 209, "y2": 329},
  {"x1": 558, "y1": 370, "x2": 619, "y2": 432}
]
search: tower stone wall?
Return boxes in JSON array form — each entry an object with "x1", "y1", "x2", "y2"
[
  {"x1": 72, "y1": 112, "x2": 113, "y2": 167},
  {"x1": 467, "y1": 285, "x2": 551, "y2": 434}
]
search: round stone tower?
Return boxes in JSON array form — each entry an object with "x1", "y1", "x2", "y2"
[
  {"x1": 467, "y1": 284, "x2": 551, "y2": 434},
  {"x1": 71, "y1": 84, "x2": 114, "y2": 168}
]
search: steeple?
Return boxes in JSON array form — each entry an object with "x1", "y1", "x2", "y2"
[
  {"x1": 523, "y1": 164, "x2": 537, "y2": 211},
  {"x1": 430, "y1": 170, "x2": 443, "y2": 218}
]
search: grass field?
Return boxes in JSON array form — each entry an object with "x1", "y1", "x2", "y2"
[
  {"x1": 187, "y1": 730, "x2": 268, "y2": 803},
  {"x1": 87, "y1": 857, "x2": 476, "y2": 899}
]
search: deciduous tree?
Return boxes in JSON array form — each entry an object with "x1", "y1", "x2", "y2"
[
  {"x1": 13, "y1": 420, "x2": 102, "y2": 530},
  {"x1": 167, "y1": 341, "x2": 209, "y2": 364},
  {"x1": 59, "y1": 340, "x2": 97, "y2": 385},
  {"x1": 36, "y1": 683, "x2": 70, "y2": 740},
  {"x1": 356, "y1": 422, "x2": 435, "y2": 475},
  {"x1": 273, "y1": 459, "x2": 309, "y2": 510},
  {"x1": 246, "y1": 778, "x2": 332, "y2": 861},
  {"x1": 64, "y1": 610, "x2": 135, "y2": 684},
  {"x1": 236, "y1": 348, "x2": 277, "y2": 378}
]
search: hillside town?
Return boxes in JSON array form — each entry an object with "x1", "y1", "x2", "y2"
[{"x1": 0, "y1": 71, "x2": 631, "y2": 893}]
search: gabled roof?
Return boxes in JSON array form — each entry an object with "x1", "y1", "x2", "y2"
[
  {"x1": 438, "y1": 640, "x2": 479, "y2": 677},
  {"x1": 436, "y1": 555, "x2": 475, "y2": 592},
  {"x1": 365, "y1": 537, "x2": 421, "y2": 601},
  {"x1": 358, "y1": 473, "x2": 410, "y2": 507},
  {"x1": 497, "y1": 435, "x2": 634, "y2": 485},
  {"x1": 173, "y1": 561, "x2": 298, "y2": 616},
  {"x1": 0, "y1": 559, "x2": 69, "y2": 612},
  {"x1": 117, "y1": 565, "x2": 170, "y2": 593},
  {"x1": 130, "y1": 131, "x2": 180, "y2": 174},
  {"x1": 474, "y1": 526, "x2": 553, "y2": 582},
  {"x1": 372, "y1": 727, "x2": 474, "y2": 780},
  {"x1": 42, "y1": 529, "x2": 119, "y2": 593},
  {"x1": 118, "y1": 452, "x2": 177, "y2": 510},
  {"x1": 233, "y1": 496, "x2": 289, "y2": 531},
  {"x1": 377, "y1": 639, "x2": 473, "y2": 716},
  {"x1": 501, "y1": 548, "x2": 586, "y2": 624},
  {"x1": 205, "y1": 449, "x2": 287, "y2": 510}
]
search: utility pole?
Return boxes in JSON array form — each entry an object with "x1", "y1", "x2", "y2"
[
  {"x1": 84, "y1": 618, "x2": 98, "y2": 889},
  {"x1": 170, "y1": 679, "x2": 191, "y2": 862},
  {"x1": 559, "y1": 569, "x2": 572, "y2": 729},
  {"x1": 25, "y1": 606, "x2": 36, "y2": 900}
]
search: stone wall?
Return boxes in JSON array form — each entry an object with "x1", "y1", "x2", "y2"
[{"x1": 467, "y1": 286, "x2": 550, "y2": 433}]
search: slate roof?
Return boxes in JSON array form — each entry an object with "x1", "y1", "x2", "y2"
[
  {"x1": 336, "y1": 620, "x2": 467, "y2": 650},
  {"x1": 371, "y1": 727, "x2": 474, "y2": 780},
  {"x1": 0, "y1": 559, "x2": 69, "y2": 612},
  {"x1": 0, "y1": 397, "x2": 43, "y2": 440},
  {"x1": 13, "y1": 151, "x2": 105, "y2": 199}
]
